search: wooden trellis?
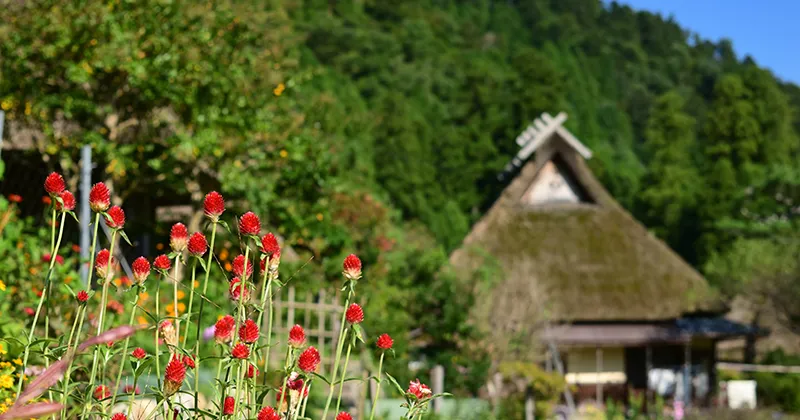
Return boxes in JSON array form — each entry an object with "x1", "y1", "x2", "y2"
[{"x1": 270, "y1": 286, "x2": 344, "y2": 374}]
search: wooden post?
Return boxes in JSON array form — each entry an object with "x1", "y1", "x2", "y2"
[
  {"x1": 596, "y1": 346, "x2": 603, "y2": 404},
  {"x1": 287, "y1": 286, "x2": 296, "y2": 328},
  {"x1": 646, "y1": 345, "x2": 653, "y2": 408},
  {"x1": 431, "y1": 365, "x2": 445, "y2": 413},
  {"x1": 318, "y1": 289, "x2": 327, "y2": 373}
]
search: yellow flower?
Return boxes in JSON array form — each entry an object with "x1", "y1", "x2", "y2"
[
  {"x1": 166, "y1": 303, "x2": 175, "y2": 314},
  {"x1": 178, "y1": 303, "x2": 186, "y2": 314},
  {"x1": 0, "y1": 280, "x2": 6, "y2": 292},
  {"x1": 156, "y1": 243, "x2": 164, "y2": 251},
  {"x1": 0, "y1": 375, "x2": 12, "y2": 389},
  {"x1": 219, "y1": 249, "x2": 229, "y2": 261},
  {"x1": 0, "y1": 343, "x2": 6, "y2": 355},
  {"x1": 316, "y1": 213, "x2": 324, "y2": 221},
  {"x1": 193, "y1": 281, "x2": 199, "y2": 289},
  {"x1": 273, "y1": 82, "x2": 285, "y2": 96},
  {"x1": 13, "y1": 359, "x2": 22, "y2": 366},
  {"x1": 138, "y1": 292, "x2": 149, "y2": 302},
  {"x1": 224, "y1": 263, "x2": 232, "y2": 272},
  {"x1": 279, "y1": 149, "x2": 288, "y2": 158},
  {"x1": 137, "y1": 316, "x2": 147, "y2": 326},
  {"x1": 176, "y1": 290, "x2": 185, "y2": 300}
]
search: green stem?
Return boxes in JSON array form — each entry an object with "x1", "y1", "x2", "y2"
[
  {"x1": 278, "y1": 346, "x2": 293, "y2": 416},
  {"x1": 301, "y1": 381, "x2": 311, "y2": 418},
  {"x1": 214, "y1": 347, "x2": 225, "y2": 401},
  {"x1": 256, "y1": 264, "x2": 275, "y2": 388},
  {"x1": 172, "y1": 255, "x2": 182, "y2": 341},
  {"x1": 182, "y1": 259, "x2": 198, "y2": 348},
  {"x1": 126, "y1": 372, "x2": 139, "y2": 419},
  {"x1": 195, "y1": 221, "x2": 218, "y2": 411},
  {"x1": 334, "y1": 337, "x2": 353, "y2": 415},
  {"x1": 321, "y1": 289, "x2": 353, "y2": 420},
  {"x1": 231, "y1": 243, "x2": 251, "y2": 416},
  {"x1": 50, "y1": 207, "x2": 56, "y2": 252},
  {"x1": 59, "y1": 304, "x2": 85, "y2": 417},
  {"x1": 85, "y1": 229, "x2": 117, "y2": 415},
  {"x1": 110, "y1": 286, "x2": 141, "y2": 408},
  {"x1": 155, "y1": 272, "x2": 163, "y2": 391},
  {"x1": 292, "y1": 381, "x2": 309, "y2": 420},
  {"x1": 16, "y1": 210, "x2": 66, "y2": 397},
  {"x1": 369, "y1": 352, "x2": 385, "y2": 420}
]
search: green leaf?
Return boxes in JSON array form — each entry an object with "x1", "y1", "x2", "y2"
[
  {"x1": 68, "y1": 210, "x2": 80, "y2": 223},
  {"x1": 218, "y1": 220, "x2": 231, "y2": 233},
  {"x1": 310, "y1": 372, "x2": 331, "y2": 385},
  {"x1": 197, "y1": 256, "x2": 208, "y2": 272},
  {"x1": 385, "y1": 373, "x2": 406, "y2": 397},
  {"x1": 353, "y1": 324, "x2": 365, "y2": 344},
  {"x1": 119, "y1": 230, "x2": 133, "y2": 246}
]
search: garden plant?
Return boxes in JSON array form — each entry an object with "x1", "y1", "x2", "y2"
[{"x1": 0, "y1": 172, "x2": 448, "y2": 419}]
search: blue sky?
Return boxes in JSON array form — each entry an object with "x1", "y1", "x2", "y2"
[{"x1": 615, "y1": 0, "x2": 800, "y2": 84}]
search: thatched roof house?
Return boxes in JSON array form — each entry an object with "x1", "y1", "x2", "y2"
[{"x1": 451, "y1": 112, "x2": 760, "y2": 407}]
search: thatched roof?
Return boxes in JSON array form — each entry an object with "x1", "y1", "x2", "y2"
[{"x1": 451, "y1": 118, "x2": 724, "y2": 322}]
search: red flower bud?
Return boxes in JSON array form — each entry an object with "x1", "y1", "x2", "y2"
[
  {"x1": 407, "y1": 379, "x2": 432, "y2": 399},
  {"x1": 377, "y1": 333, "x2": 394, "y2": 350},
  {"x1": 288, "y1": 324, "x2": 306, "y2": 348},
  {"x1": 229, "y1": 277, "x2": 250, "y2": 303},
  {"x1": 203, "y1": 191, "x2": 225, "y2": 222},
  {"x1": 105, "y1": 205, "x2": 125, "y2": 229},
  {"x1": 95, "y1": 249, "x2": 114, "y2": 279},
  {"x1": 76, "y1": 290, "x2": 89, "y2": 303},
  {"x1": 56, "y1": 190, "x2": 75, "y2": 212},
  {"x1": 170, "y1": 223, "x2": 188, "y2": 252},
  {"x1": 44, "y1": 172, "x2": 65, "y2": 196},
  {"x1": 89, "y1": 182, "x2": 110, "y2": 212},
  {"x1": 297, "y1": 346, "x2": 321, "y2": 373},
  {"x1": 7, "y1": 194, "x2": 22, "y2": 203},
  {"x1": 131, "y1": 347, "x2": 147, "y2": 359},
  {"x1": 246, "y1": 363, "x2": 259, "y2": 379},
  {"x1": 343, "y1": 254, "x2": 362, "y2": 280},
  {"x1": 231, "y1": 343, "x2": 250, "y2": 359},
  {"x1": 182, "y1": 355, "x2": 196, "y2": 369},
  {"x1": 154, "y1": 254, "x2": 171, "y2": 272},
  {"x1": 93, "y1": 384, "x2": 110, "y2": 400},
  {"x1": 232, "y1": 255, "x2": 253, "y2": 279},
  {"x1": 345, "y1": 303, "x2": 364, "y2": 324},
  {"x1": 187, "y1": 232, "x2": 208, "y2": 256},
  {"x1": 214, "y1": 315, "x2": 236, "y2": 344},
  {"x1": 132, "y1": 257, "x2": 150, "y2": 285},
  {"x1": 239, "y1": 319, "x2": 259, "y2": 344},
  {"x1": 24, "y1": 307, "x2": 35, "y2": 316},
  {"x1": 238, "y1": 212, "x2": 261, "y2": 236},
  {"x1": 223, "y1": 396, "x2": 235, "y2": 415}
]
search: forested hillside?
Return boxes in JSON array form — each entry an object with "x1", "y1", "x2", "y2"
[{"x1": 3, "y1": 0, "x2": 800, "y2": 393}]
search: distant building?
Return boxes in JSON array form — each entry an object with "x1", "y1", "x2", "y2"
[{"x1": 450, "y1": 112, "x2": 762, "y2": 407}]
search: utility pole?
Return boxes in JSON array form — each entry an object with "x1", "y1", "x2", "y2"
[{"x1": 80, "y1": 145, "x2": 92, "y2": 285}]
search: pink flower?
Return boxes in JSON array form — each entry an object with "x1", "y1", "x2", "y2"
[{"x1": 407, "y1": 379, "x2": 432, "y2": 399}]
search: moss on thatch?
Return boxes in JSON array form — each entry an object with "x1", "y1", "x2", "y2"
[{"x1": 451, "y1": 140, "x2": 724, "y2": 321}]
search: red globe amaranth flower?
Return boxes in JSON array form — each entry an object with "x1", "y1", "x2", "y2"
[
  {"x1": 214, "y1": 315, "x2": 236, "y2": 344},
  {"x1": 169, "y1": 222, "x2": 188, "y2": 252},
  {"x1": 246, "y1": 363, "x2": 259, "y2": 379},
  {"x1": 231, "y1": 343, "x2": 250, "y2": 359},
  {"x1": 107, "y1": 300, "x2": 124, "y2": 315},
  {"x1": 204, "y1": 191, "x2": 225, "y2": 222},
  {"x1": 261, "y1": 248, "x2": 281, "y2": 272},
  {"x1": 239, "y1": 319, "x2": 259, "y2": 344},
  {"x1": 89, "y1": 182, "x2": 111, "y2": 212},
  {"x1": 105, "y1": 205, "x2": 125, "y2": 229},
  {"x1": 44, "y1": 172, "x2": 65, "y2": 196},
  {"x1": 345, "y1": 303, "x2": 364, "y2": 324},
  {"x1": 223, "y1": 396, "x2": 235, "y2": 416},
  {"x1": 182, "y1": 355, "x2": 196, "y2": 369},
  {"x1": 288, "y1": 324, "x2": 306, "y2": 348},
  {"x1": 24, "y1": 307, "x2": 35, "y2": 317},
  {"x1": 229, "y1": 277, "x2": 250, "y2": 303},
  {"x1": 343, "y1": 254, "x2": 362, "y2": 280},
  {"x1": 154, "y1": 254, "x2": 171, "y2": 272},
  {"x1": 111, "y1": 413, "x2": 128, "y2": 420},
  {"x1": 56, "y1": 190, "x2": 75, "y2": 212},
  {"x1": 7, "y1": 194, "x2": 22, "y2": 203},
  {"x1": 232, "y1": 255, "x2": 253, "y2": 279},
  {"x1": 377, "y1": 333, "x2": 394, "y2": 350},
  {"x1": 261, "y1": 233, "x2": 280, "y2": 255},
  {"x1": 93, "y1": 384, "x2": 110, "y2": 400},
  {"x1": 238, "y1": 211, "x2": 261, "y2": 236},
  {"x1": 257, "y1": 406, "x2": 281, "y2": 420},
  {"x1": 297, "y1": 346, "x2": 321, "y2": 373},
  {"x1": 132, "y1": 257, "x2": 150, "y2": 285},
  {"x1": 287, "y1": 372, "x2": 303, "y2": 391},
  {"x1": 96, "y1": 249, "x2": 114, "y2": 279},
  {"x1": 163, "y1": 356, "x2": 186, "y2": 396},
  {"x1": 187, "y1": 232, "x2": 208, "y2": 257},
  {"x1": 336, "y1": 412, "x2": 353, "y2": 420},
  {"x1": 407, "y1": 379, "x2": 432, "y2": 400},
  {"x1": 42, "y1": 253, "x2": 64, "y2": 265},
  {"x1": 76, "y1": 290, "x2": 89, "y2": 304},
  {"x1": 131, "y1": 347, "x2": 147, "y2": 360}
]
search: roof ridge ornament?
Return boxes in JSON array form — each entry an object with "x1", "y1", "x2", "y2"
[{"x1": 498, "y1": 112, "x2": 593, "y2": 181}]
